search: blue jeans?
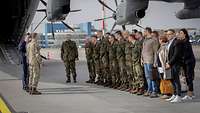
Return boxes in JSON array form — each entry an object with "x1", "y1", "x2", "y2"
[{"x1": 144, "y1": 63, "x2": 157, "y2": 93}]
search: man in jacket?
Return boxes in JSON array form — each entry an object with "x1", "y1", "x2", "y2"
[{"x1": 165, "y1": 29, "x2": 183, "y2": 103}]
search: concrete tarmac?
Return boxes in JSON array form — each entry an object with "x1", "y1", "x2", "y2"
[{"x1": 0, "y1": 59, "x2": 200, "y2": 113}]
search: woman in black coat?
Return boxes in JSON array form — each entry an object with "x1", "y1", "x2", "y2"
[{"x1": 179, "y1": 28, "x2": 196, "y2": 100}]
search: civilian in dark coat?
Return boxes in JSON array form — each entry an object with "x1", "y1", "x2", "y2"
[{"x1": 179, "y1": 29, "x2": 196, "y2": 100}]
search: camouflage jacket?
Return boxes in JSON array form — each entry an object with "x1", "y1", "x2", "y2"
[
  {"x1": 61, "y1": 40, "x2": 78, "y2": 61},
  {"x1": 116, "y1": 39, "x2": 126, "y2": 60},
  {"x1": 85, "y1": 41, "x2": 93, "y2": 60},
  {"x1": 132, "y1": 40, "x2": 142, "y2": 64},
  {"x1": 125, "y1": 41, "x2": 133, "y2": 62},
  {"x1": 92, "y1": 41, "x2": 101, "y2": 61},
  {"x1": 108, "y1": 41, "x2": 117, "y2": 62}
]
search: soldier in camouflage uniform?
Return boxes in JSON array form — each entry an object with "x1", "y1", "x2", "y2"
[
  {"x1": 61, "y1": 38, "x2": 78, "y2": 83},
  {"x1": 91, "y1": 35, "x2": 102, "y2": 85},
  {"x1": 108, "y1": 34, "x2": 119, "y2": 88},
  {"x1": 124, "y1": 35, "x2": 134, "y2": 91},
  {"x1": 27, "y1": 33, "x2": 42, "y2": 95},
  {"x1": 129, "y1": 34, "x2": 145, "y2": 95},
  {"x1": 85, "y1": 38, "x2": 96, "y2": 83},
  {"x1": 115, "y1": 31, "x2": 126, "y2": 89},
  {"x1": 100, "y1": 33, "x2": 110, "y2": 86}
]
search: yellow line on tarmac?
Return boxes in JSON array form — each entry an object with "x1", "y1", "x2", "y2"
[{"x1": 0, "y1": 97, "x2": 12, "y2": 113}]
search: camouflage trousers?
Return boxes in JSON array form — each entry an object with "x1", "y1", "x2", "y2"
[
  {"x1": 94, "y1": 59, "x2": 102, "y2": 82},
  {"x1": 87, "y1": 59, "x2": 96, "y2": 81},
  {"x1": 126, "y1": 61, "x2": 133, "y2": 87},
  {"x1": 29, "y1": 64, "x2": 40, "y2": 88},
  {"x1": 64, "y1": 60, "x2": 77, "y2": 80},
  {"x1": 132, "y1": 63, "x2": 144, "y2": 89},
  {"x1": 101, "y1": 58, "x2": 110, "y2": 82},
  {"x1": 118, "y1": 58, "x2": 126, "y2": 85},
  {"x1": 109, "y1": 60, "x2": 119, "y2": 85}
]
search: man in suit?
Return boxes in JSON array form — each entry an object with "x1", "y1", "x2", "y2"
[
  {"x1": 165, "y1": 29, "x2": 183, "y2": 103},
  {"x1": 18, "y1": 33, "x2": 30, "y2": 92}
]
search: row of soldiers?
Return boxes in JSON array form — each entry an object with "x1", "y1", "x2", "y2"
[{"x1": 85, "y1": 30, "x2": 145, "y2": 95}]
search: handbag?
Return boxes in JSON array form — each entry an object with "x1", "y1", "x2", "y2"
[
  {"x1": 160, "y1": 79, "x2": 173, "y2": 94},
  {"x1": 152, "y1": 67, "x2": 158, "y2": 80}
]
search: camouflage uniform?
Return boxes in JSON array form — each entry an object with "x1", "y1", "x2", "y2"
[
  {"x1": 99, "y1": 37, "x2": 110, "y2": 84},
  {"x1": 132, "y1": 40, "x2": 144, "y2": 89},
  {"x1": 61, "y1": 39, "x2": 78, "y2": 82},
  {"x1": 125, "y1": 41, "x2": 133, "y2": 88},
  {"x1": 85, "y1": 40, "x2": 95, "y2": 82},
  {"x1": 93, "y1": 41, "x2": 102, "y2": 83},
  {"x1": 27, "y1": 39, "x2": 42, "y2": 90},
  {"x1": 116, "y1": 38, "x2": 126, "y2": 86},
  {"x1": 108, "y1": 40, "x2": 119, "y2": 86}
]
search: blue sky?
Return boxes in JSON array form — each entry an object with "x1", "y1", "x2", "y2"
[{"x1": 31, "y1": 0, "x2": 200, "y2": 32}]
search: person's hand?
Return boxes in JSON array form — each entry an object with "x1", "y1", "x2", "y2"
[
  {"x1": 141, "y1": 59, "x2": 144, "y2": 66},
  {"x1": 153, "y1": 63, "x2": 157, "y2": 68},
  {"x1": 75, "y1": 58, "x2": 79, "y2": 61},
  {"x1": 166, "y1": 63, "x2": 171, "y2": 69}
]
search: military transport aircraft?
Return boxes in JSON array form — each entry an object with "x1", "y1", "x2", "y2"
[{"x1": 95, "y1": 0, "x2": 200, "y2": 31}]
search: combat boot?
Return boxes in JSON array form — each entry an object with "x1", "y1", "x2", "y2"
[
  {"x1": 66, "y1": 78, "x2": 71, "y2": 83},
  {"x1": 136, "y1": 88, "x2": 144, "y2": 95},
  {"x1": 130, "y1": 88, "x2": 138, "y2": 94},
  {"x1": 32, "y1": 88, "x2": 42, "y2": 95},
  {"x1": 73, "y1": 76, "x2": 77, "y2": 83},
  {"x1": 86, "y1": 80, "x2": 91, "y2": 83}
]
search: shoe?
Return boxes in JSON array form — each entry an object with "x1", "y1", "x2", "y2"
[
  {"x1": 160, "y1": 95, "x2": 170, "y2": 99},
  {"x1": 170, "y1": 95, "x2": 182, "y2": 103},
  {"x1": 86, "y1": 80, "x2": 91, "y2": 83},
  {"x1": 143, "y1": 92, "x2": 151, "y2": 97},
  {"x1": 66, "y1": 79, "x2": 71, "y2": 83},
  {"x1": 166, "y1": 95, "x2": 176, "y2": 101},
  {"x1": 30, "y1": 88, "x2": 42, "y2": 95},
  {"x1": 182, "y1": 95, "x2": 193, "y2": 101},
  {"x1": 130, "y1": 88, "x2": 138, "y2": 94},
  {"x1": 32, "y1": 90, "x2": 42, "y2": 95},
  {"x1": 150, "y1": 92, "x2": 158, "y2": 98},
  {"x1": 136, "y1": 89, "x2": 144, "y2": 95}
]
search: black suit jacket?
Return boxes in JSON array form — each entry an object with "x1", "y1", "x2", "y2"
[{"x1": 168, "y1": 38, "x2": 184, "y2": 66}]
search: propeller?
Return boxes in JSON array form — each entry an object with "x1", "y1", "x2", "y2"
[
  {"x1": 94, "y1": 16, "x2": 113, "y2": 21},
  {"x1": 61, "y1": 21, "x2": 75, "y2": 32},
  {"x1": 40, "y1": 0, "x2": 47, "y2": 6},
  {"x1": 98, "y1": 0, "x2": 116, "y2": 13},
  {"x1": 36, "y1": 9, "x2": 46, "y2": 12},
  {"x1": 122, "y1": 25, "x2": 126, "y2": 31},
  {"x1": 33, "y1": 15, "x2": 47, "y2": 32},
  {"x1": 114, "y1": 0, "x2": 118, "y2": 7},
  {"x1": 70, "y1": 9, "x2": 81, "y2": 12},
  {"x1": 135, "y1": 24, "x2": 144, "y2": 29}
]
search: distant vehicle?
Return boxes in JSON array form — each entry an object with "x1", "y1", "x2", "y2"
[{"x1": 189, "y1": 39, "x2": 196, "y2": 43}]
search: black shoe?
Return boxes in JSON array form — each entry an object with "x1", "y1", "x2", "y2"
[
  {"x1": 86, "y1": 80, "x2": 91, "y2": 83},
  {"x1": 74, "y1": 80, "x2": 77, "y2": 83},
  {"x1": 66, "y1": 80, "x2": 71, "y2": 83}
]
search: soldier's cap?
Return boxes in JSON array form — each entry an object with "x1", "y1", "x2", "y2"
[
  {"x1": 115, "y1": 30, "x2": 122, "y2": 35},
  {"x1": 91, "y1": 35, "x2": 98, "y2": 39},
  {"x1": 109, "y1": 34, "x2": 115, "y2": 39}
]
